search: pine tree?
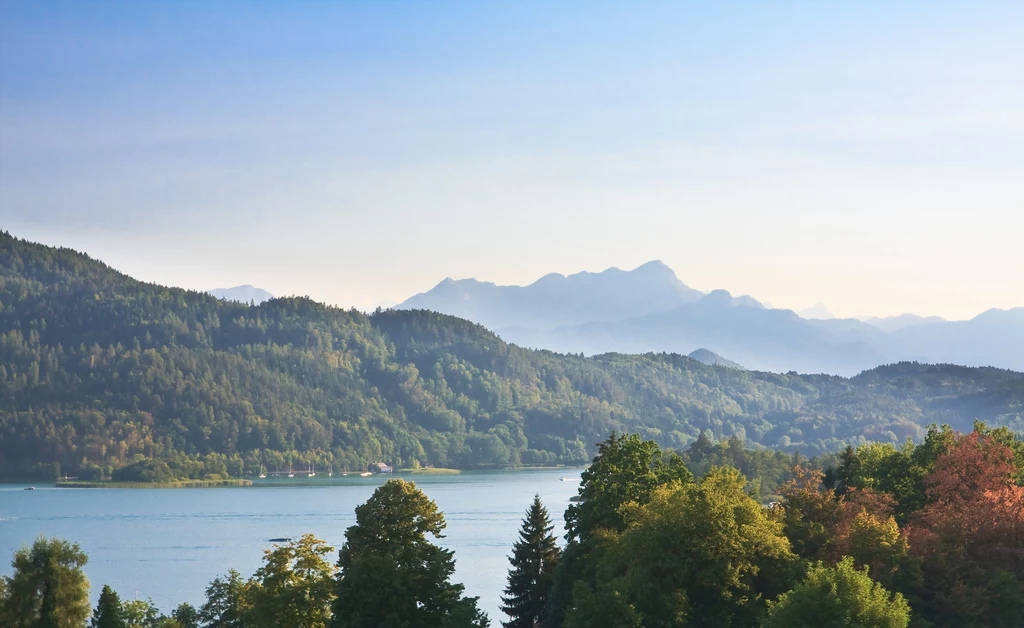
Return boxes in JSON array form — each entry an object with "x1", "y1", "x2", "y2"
[
  {"x1": 91, "y1": 585, "x2": 127, "y2": 628},
  {"x1": 501, "y1": 495, "x2": 561, "y2": 628}
]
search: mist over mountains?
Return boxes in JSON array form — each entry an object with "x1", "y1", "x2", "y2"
[
  {"x1": 208, "y1": 285, "x2": 274, "y2": 305},
  {"x1": 398, "y1": 263, "x2": 1024, "y2": 375}
]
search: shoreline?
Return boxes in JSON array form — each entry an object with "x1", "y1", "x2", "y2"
[{"x1": 56, "y1": 479, "x2": 253, "y2": 489}]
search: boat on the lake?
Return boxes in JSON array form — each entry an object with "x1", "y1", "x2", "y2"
[
  {"x1": 559, "y1": 477, "x2": 580, "y2": 482},
  {"x1": 24, "y1": 486, "x2": 35, "y2": 490},
  {"x1": 268, "y1": 537, "x2": 291, "y2": 543},
  {"x1": 359, "y1": 471, "x2": 372, "y2": 477}
]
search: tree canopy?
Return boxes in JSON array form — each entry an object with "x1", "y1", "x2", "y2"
[
  {"x1": 764, "y1": 557, "x2": 910, "y2": 628},
  {"x1": 333, "y1": 479, "x2": 488, "y2": 628}
]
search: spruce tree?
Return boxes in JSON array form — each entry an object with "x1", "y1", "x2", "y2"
[
  {"x1": 91, "y1": 585, "x2": 127, "y2": 628},
  {"x1": 501, "y1": 495, "x2": 561, "y2": 628}
]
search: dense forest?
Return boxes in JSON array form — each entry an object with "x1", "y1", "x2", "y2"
[
  {"x1": 4, "y1": 428, "x2": 1022, "y2": 627},
  {"x1": 1, "y1": 231, "x2": 1023, "y2": 479}
]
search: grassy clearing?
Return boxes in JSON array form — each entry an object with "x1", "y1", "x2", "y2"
[{"x1": 397, "y1": 467, "x2": 462, "y2": 475}]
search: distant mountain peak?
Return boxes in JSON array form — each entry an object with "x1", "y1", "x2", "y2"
[
  {"x1": 208, "y1": 285, "x2": 273, "y2": 305},
  {"x1": 398, "y1": 261, "x2": 704, "y2": 330},
  {"x1": 688, "y1": 348, "x2": 745, "y2": 370},
  {"x1": 798, "y1": 303, "x2": 834, "y2": 320}
]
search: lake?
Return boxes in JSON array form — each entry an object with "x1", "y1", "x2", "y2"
[{"x1": 0, "y1": 468, "x2": 583, "y2": 622}]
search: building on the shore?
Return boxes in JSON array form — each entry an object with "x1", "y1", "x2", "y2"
[{"x1": 369, "y1": 462, "x2": 393, "y2": 474}]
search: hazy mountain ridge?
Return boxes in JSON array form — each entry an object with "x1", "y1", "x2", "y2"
[
  {"x1": 208, "y1": 285, "x2": 274, "y2": 305},
  {"x1": 401, "y1": 263, "x2": 1024, "y2": 375},
  {"x1": 399, "y1": 260, "x2": 705, "y2": 330}
]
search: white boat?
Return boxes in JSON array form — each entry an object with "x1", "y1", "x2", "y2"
[
  {"x1": 559, "y1": 477, "x2": 580, "y2": 482},
  {"x1": 359, "y1": 471, "x2": 372, "y2": 477},
  {"x1": 308, "y1": 463, "x2": 315, "y2": 478}
]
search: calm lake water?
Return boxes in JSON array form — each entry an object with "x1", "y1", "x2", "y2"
[{"x1": 0, "y1": 469, "x2": 582, "y2": 622}]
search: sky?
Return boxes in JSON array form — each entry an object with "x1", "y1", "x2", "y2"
[{"x1": 1, "y1": 1, "x2": 1022, "y2": 319}]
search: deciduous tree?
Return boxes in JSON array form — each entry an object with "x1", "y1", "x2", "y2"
[
  {"x1": 247, "y1": 534, "x2": 336, "y2": 628},
  {"x1": 332, "y1": 479, "x2": 488, "y2": 628},
  {"x1": 1, "y1": 536, "x2": 90, "y2": 628},
  {"x1": 764, "y1": 557, "x2": 910, "y2": 628}
]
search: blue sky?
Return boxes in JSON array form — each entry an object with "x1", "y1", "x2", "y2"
[{"x1": 1, "y1": 1, "x2": 1022, "y2": 318}]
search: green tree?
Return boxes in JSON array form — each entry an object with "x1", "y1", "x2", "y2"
[
  {"x1": 551, "y1": 433, "x2": 694, "y2": 626},
  {"x1": 2, "y1": 536, "x2": 90, "y2": 628},
  {"x1": 199, "y1": 569, "x2": 250, "y2": 628},
  {"x1": 564, "y1": 433, "x2": 693, "y2": 544},
  {"x1": 765, "y1": 557, "x2": 910, "y2": 628},
  {"x1": 500, "y1": 495, "x2": 561, "y2": 628},
  {"x1": 91, "y1": 585, "x2": 127, "y2": 628},
  {"x1": 122, "y1": 599, "x2": 160, "y2": 628},
  {"x1": 0, "y1": 577, "x2": 10, "y2": 627},
  {"x1": 170, "y1": 603, "x2": 199, "y2": 628},
  {"x1": 565, "y1": 468, "x2": 799, "y2": 627},
  {"x1": 561, "y1": 582, "x2": 641, "y2": 628},
  {"x1": 332, "y1": 479, "x2": 488, "y2": 628},
  {"x1": 247, "y1": 534, "x2": 336, "y2": 628}
]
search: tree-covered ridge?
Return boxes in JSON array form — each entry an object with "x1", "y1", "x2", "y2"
[{"x1": 1, "y1": 230, "x2": 1022, "y2": 478}]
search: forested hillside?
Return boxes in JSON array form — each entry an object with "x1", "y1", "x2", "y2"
[{"x1": 1, "y1": 231, "x2": 1022, "y2": 479}]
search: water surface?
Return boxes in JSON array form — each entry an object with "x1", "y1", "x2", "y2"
[{"x1": 0, "y1": 469, "x2": 582, "y2": 621}]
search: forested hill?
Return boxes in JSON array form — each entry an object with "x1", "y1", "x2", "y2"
[{"x1": 1, "y1": 231, "x2": 1022, "y2": 479}]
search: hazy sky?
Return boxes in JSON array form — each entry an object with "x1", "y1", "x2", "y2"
[{"x1": 2, "y1": 1, "x2": 1022, "y2": 319}]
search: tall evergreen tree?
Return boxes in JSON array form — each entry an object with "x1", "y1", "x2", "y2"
[
  {"x1": 500, "y1": 495, "x2": 561, "y2": 628},
  {"x1": 91, "y1": 585, "x2": 127, "y2": 628}
]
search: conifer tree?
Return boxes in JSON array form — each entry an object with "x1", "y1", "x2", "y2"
[
  {"x1": 91, "y1": 585, "x2": 127, "y2": 628},
  {"x1": 500, "y1": 495, "x2": 561, "y2": 628}
]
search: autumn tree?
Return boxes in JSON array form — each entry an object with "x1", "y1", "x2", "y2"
[
  {"x1": 908, "y1": 432, "x2": 1024, "y2": 626},
  {"x1": 778, "y1": 466, "x2": 840, "y2": 561}
]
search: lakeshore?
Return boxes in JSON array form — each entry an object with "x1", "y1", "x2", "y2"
[{"x1": 56, "y1": 479, "x2": 253, "y2": 489}]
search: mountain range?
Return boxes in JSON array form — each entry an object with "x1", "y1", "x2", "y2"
[
  {"x1": 398, "y1": 263, "x2": 1024, "y2": 375},
  {"x1": 2, "y1": 231, "x2": 1022, "y2": 478}
]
